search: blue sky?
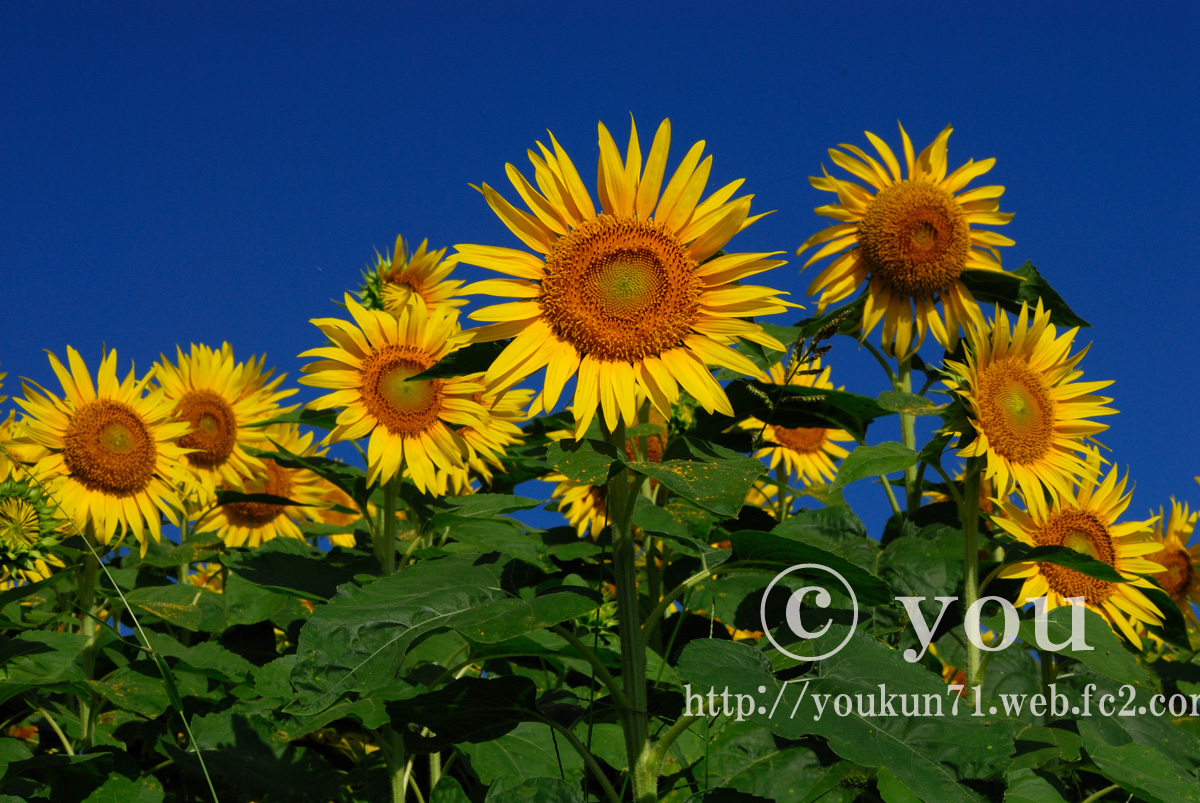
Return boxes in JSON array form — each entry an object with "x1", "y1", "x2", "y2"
[{"x1": 3, "y1": 2, "x2": 1198, "y2": 537}]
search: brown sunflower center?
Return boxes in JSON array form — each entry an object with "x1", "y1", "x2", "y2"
[
  {"x1": 1035, "y1": 509, "x2": 1116, "y2": 605},
  {"x1": 176, "y1": 389, "x2": 238, "y2": 470},
  {"x1": 223, "y1": 460, "x2": 293, "y2": 528},
  {"x1": 1151, "y1": 547, "x2": 1193, "y2": 602},
  {"x1": 540, "y1": 215, "x2": 701, "y2": 362},
  {"x1": 62, "y1": 399, "x2": 157, "y2": 495},
  {"x1": 858, "y1": 180, "x2": 970, "y2": 297},
  {"x1": 770, "y1": 426, "x2": 828, "y2": 454},
  {"x1": 359, "y1": 347, "x2": 444, "y2": 437},
  {"x1": 0, "y1": 497, "x2": 40, "y2": 551},
  {"x1": 974, "y1": 357, "x2": 1055, "y2": 464}
]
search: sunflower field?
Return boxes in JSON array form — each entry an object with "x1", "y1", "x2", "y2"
[{"x1": 3, "y1": 118, "x2": 1200, "y2": 803}]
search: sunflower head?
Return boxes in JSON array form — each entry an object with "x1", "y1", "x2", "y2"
[
  {"x1": 456, "y1": 116, "x2": 796, "y2": 439},
  {"x1": 945, "y1": 301, "x2": 1116, "y2": 517},
  {"x1": 300, "y1": 295, "x2": 489, "y2": 491},
  {"x1": 358, "y1": 235, "x2": 466, "y2": 317},
  {"x1": 155, "y1": 343, "x2": 297, "y2": 504},
  {"x1": 16, "y1": 347, "x2": 193, "y2": 552},
  {"x1": 798, "y1": 122, "x2": 1015, "y2": 359},
  {"x1": 993, "y1": 457, "x2": 1165, "y2": 649},
  {"x1": 1143, "y1": 500, "x2": 1200, "y2": 624},
  {"x1": 739, "y1": 358, "x2": 853, "y2": 486}
]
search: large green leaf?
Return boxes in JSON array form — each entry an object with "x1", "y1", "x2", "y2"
[
  {"x1": 831, "y1": 442, "x2": 917, "y2": 490},
  {"x1": 678, "y1": 636, "x2": 1014, "y2": 803},
  {"x1": 727, "y1": 530, "x2": 892, "y2": 606},
  {"x1": 0, "y1": 631, "x2": 87, "y2": 683},
  {"x1": 289, "y1": 555, "x2": 598, "y2": 715},
  {"x1": 409, "y1": 339, "x2": 509, "y2": 380},
  {"x1": 1079, "y1": 720, "x2": 1200, "y2": 802},
  {"x1": 458, "y1": 721, "x2": 582, "y2": 786},
  {"x1": 720, "y1": 381, "x2": 890, "y2": 443},
  {"x1": 81, "y1": 773, "x2": 165, "y2": 803},
  {"x1": 545, "y1": 438, "x2": 622, "y2": 485},
  {"x1": 1003, "y1": 544, "x2": 1126, "y2": 584},
  {"x1": 222, "y1": 537, "x2": 357, "y2": 601},
  {"x1": 630, "y1": 438, "x2": 764, "y2": 517},
  {"x1": 960, "y1": 262, "x2": 1090, "y2": 328},
  {"x1": 485, "y1": 778, "x2": 585, "y2": 803},
  {"x1": 428, "y1": 494, "x2": 542, "y2": 525},
  {"x1": 388, "y1": 676, "x2": 539, "y2": 749}
]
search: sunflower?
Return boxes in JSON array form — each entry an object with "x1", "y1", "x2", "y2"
[
  {"x1": 1143, "y1": 500, "x2": 1200, "y2": 627},
  {"x1": 944, "y1": 301, "x2": 1116, "y2": 517},
  {"x1": 197, "y1": 424, "x2": 330, "y2": 548},
  {"x1": 456, "y1": 117, "x2": 796, "y2": 438},
  {"x1": 17, "y1": 348, "x2": 193, "y2": 553},
  {"x1": 993, "y1": 457, "x2": 1164, "y2": 649},
  {"x1": 361, "y1": 235, "x2": 466, "y2": 317},
  {"x1": 549, "y1": 474, "x2": 609, "y2": 540},
  {"x1": 0, "y1": 477, "x2": 62, "y2": 582},
  {"x1": 738, "y1": 358, "x2": 853, "y2": 485},
  {"x1": 428, "y1": 382, "x2": 534, "y2": 495},
  {"x1": 797, "y1": 123, "x2": 1014, "y2": 358},
  {"x1": 155, "y1": 343, "x2": 297, "y2": 503},
  {"x1": 300, "y1": 295, "x2": 489, "y2": 492}
]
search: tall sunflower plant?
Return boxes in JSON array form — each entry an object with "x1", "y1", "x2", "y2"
[{"x1": 1, "y1": 119, "x2": 1199, "y2": 803}]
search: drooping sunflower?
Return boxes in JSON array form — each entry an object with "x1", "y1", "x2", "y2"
[
  {"x1": 154, "y1": 343, "x2": 297, "y2": 503},
  {"x1": 300, "y1": 294, "x2": 490, "y2": 491},
  {"x1": 1143, "y1": 500, "x2": 1200, "y2": 628},
  {"x1": 797, "y1": 123, "x2": 1014, "y2": 358},
  {"x1": 944, "y1": 301, "x2": 1116, "y2": 517},
  {"x1": 738, "y1": 358, "x2": 853, "y2": 485},
  {"x1": 993, "y1": 457, "x2": 1164, "y2": 649},
  {"x1": 17, "y1": 348, "x2": 193, "y2": 552},
  {"x1": 197, "y1": 424, "x2": 330, "y2": 548},
  {"x1": 360, "y1": 235, "x2": 466, "y2": 316},
  {"x1": 549, "y1": 474, "x2": 609, "y2": 540},
  {"x1": 457, "y1": 117, "x2": 796, "y2": 438}
]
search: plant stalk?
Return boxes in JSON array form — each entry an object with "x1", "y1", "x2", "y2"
[
  {"x1": 603, "y1": 419, "x2": 653, "y2": 803},
  {"x1": 898, "y1": 359, "x2": 920, "y2": 513},
  {"x1": 962, "y1": 457, "x2": 983, "y2": 700}
]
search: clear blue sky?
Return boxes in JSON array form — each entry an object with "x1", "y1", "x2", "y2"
[{"x1": 3, "y1": 2, "x2": 1197, "y2": 537}]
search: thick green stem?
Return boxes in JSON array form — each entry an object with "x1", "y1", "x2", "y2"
[
  {"x1": 898, "y1": 359, "x2": 920, "y2": 513},
  {"x1": 376, "y1": 476, "x2": 400, "y2": 576},
  {"x1": 603, "y1": 419, "x2": 653, "y2": 803},
  {"x1": 642, "y1": 715, "x2": 702, "y2": 785},
  {"x1": 962, "y1": 457, "x2": 983, "y2": 699},
  {"x1": 383, "y1": 727, "x2": 407, "y2": 803},
  {"x1": 77, "y1": 526, "x2": 102, "y2": 750},
  {"x1": 774, "y1": 465, "x2": 790, "y2": 522}
]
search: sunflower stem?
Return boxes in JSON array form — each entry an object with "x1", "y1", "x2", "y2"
[
  {"x1": 603, "y1": 419, "x2": 654, "y2": 803},
  {"x1": 376, "y1": 476, "x2": 400, "y2": 576},
  {"x1": 962, "y1": 456, "x2": 983, "y2": 701},
  {"x1": 77, "y1": 524, "x2": 102, "y2": 750},
  {"x1": 774, "y1": 465, "x2": 791, "y2": 522},
  {"x1": 898, "y1": 359, "x2": 921, "y2": 513}
]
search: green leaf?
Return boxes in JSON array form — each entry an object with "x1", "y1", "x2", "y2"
[
  {"x1": 153, "y1": 639, "x2": 256, "y2": 683},
  {"x1": 409, "y1": 339, "x2": 508, "y2": 380},
  {"x1": 0, "y1": 631, "x2": 87, "y2": 683},
  {"x1": 136, "y1": 531, "x2": 224, "y2": 568},
  {"x1": 458, "y1": 721, "x2": 582, "y2": 786},
  {"x1": 428, "y1": 494, "x2": 542, "y2": 524},
  {"x1": 1079, "y1": 720, "x2": 1200, "y2": 803},
  {"x1": 431, "y1": 777, "x2": 473, "y2": 803},
  {"x1": 545, "y1": 438, "x2": 622, "y2": 485},
  {"x1": 81, "y1": 773, "x2": 165, "y2": 803},
  {"x1": 876, "y1": 767, "x2": 923, "y2": 803},
  {"x1": 1002, "y1": 767, "x2": 1070, "y2": 803},
  {"x1": 247, "y1": 406, "x2": 339, "y2": 431},
  {"x1": 877, "y1": 391, "x2": 943, "y2": 416},
  {"x1": 960, "y1": 262, "x2": 1090, "y2": 328},
  {"x1": 1003, "y1": 606, "x2": 1153, "y2": 688},
  {"x1": 123, "y1": 584, "x2": 214, "y2": 631},
  {"x1": 289, "y1": 554, "x2": 511, "y2": 714},
  {"x1": 727, "y1": 530, "x2": 892, "y2": 606},
  {"x1": 683, "y1": 792, "x2": 775, "y2": 803},
  {"x1": 630, "y1": 438, "x2": 764, "y2": 517},
  {"x1": 388, "y1": 676, "x2": 539, "y2": 749},
  {"x1": 721, "y1": 381, "x2": 890, "y2": 443},
  {"x1": 831, "y1": 442, "x2": 917, "y2": 489},
  {"x1": 794, "y1": 297, "x2": 866, "y2": 339},
  {"x1": 90, "y1": 662, "x2": 172, "y2": 718},
  {"x1": 439, "y1": 516, "x2": 554, "y2": 573},
  {"x1": 250, "y1": 444, "x2": 367, "y2": 503},
  {"x1": 222, "y1": 537, "x2": 357, "y2": 601},
  {"x1": 1005, "y1": 544, "x2": 1126, "y2": 584},
  {"x1": 485, "y1": 778, "x2": 585, "y2": 803}
]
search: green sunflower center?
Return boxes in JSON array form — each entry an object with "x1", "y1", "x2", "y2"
[
  {"x1": 1036, "y1": 509, "x2": 1116, "y2": 605},
  {"x1": 540, "y1": 215, "x2": 701, "y2": 362},
  {"x1": 858, "y1": 180, "x2": 970, "y2": 297},
  {"x1": 974, "y1": 357, "x2": 1056, "y2": 464},
  {"x1": 359, "y1": 348, "x2": 444, "y2": 437},
  {"x1": 177, "y1": 389, "x2": 239, "y2": 470},
  {"x1": 0, "y1": 497, "x2": 40, "y2": 552},
  {"x1": 62, "y1": 399, "x2": 158, "y2": 495}
]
